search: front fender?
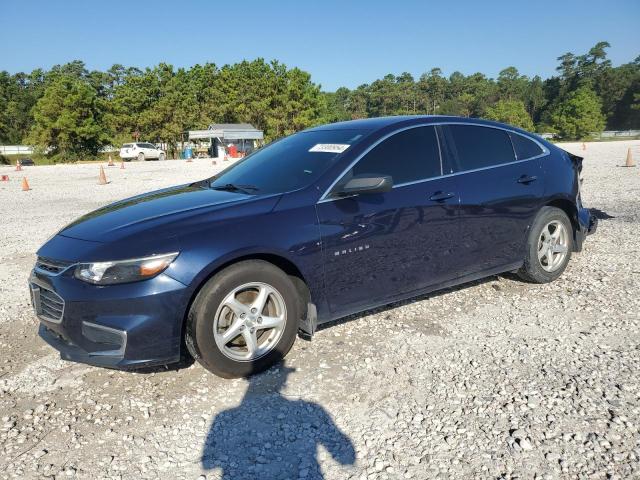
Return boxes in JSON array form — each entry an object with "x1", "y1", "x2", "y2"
[
  {"x1": 172, "y1": 245, "x2": 310, "y2": 294},
  {"x1": 166, "y1": 204, "x2": 324, "y2": 315}
]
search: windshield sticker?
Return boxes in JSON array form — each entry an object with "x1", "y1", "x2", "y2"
[{"x1": 308, "y1": 143, "x2": 350, "y2": 153}]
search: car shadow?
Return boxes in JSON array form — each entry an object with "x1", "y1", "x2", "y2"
[
  {"x1": 589, "y1": 208, "x2": 615, "y2": 220},
  {"x1": 200, "y1": 358, "x2": 356, "y2": 479}
]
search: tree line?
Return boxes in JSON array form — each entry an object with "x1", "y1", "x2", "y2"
[{"x1": 0, "y1": 41, "x2": 638, "y2": 161}]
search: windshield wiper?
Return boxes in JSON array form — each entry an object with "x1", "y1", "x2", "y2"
[{"x1": 210, "y1": 183, "x2": 259, "y2": 194}]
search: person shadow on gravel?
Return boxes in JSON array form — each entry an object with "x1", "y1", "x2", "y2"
[{"x1": 201, "y1": 363, "x2": 356, "y2": 479}]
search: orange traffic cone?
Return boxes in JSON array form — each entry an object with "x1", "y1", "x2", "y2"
[
  {"x1": 107, "y1": 154, "x2": 114, "y2": 167},
  {"x1": 120, "y1": 159, "x2": 125, "y2": 169},
  {"x1": 98, "y1": 165, "x2": 108, "y2": 185},
  {"x1": 21, "y1": 177, "x2": 30, "y2": 191},
  {"x1": 15, "y1": 160, "x2": 22, "y2": 171},
  {"x1": 582, "y1": 142, "x2": 586, "y2": 151},
  {"x1": 625, "y1": 148, "x2": 636, "y2": 167},
  {"x1": 1, "y1": 174, "x2": 8, "y2": 181}
]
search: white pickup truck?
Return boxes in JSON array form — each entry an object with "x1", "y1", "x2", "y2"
[{"x1": 119, "y1": 143, "x2": 166, "y2": 161}]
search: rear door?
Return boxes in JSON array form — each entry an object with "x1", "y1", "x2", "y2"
[
  {"x1": 317, "y1": 125, "x2": 460, "y2": 315},
  {"x1": 439, "y1": 124, "x2": 546, "y2": 276},
  {"x1": 134, "y1": 143, "x2": 144, "y2": 158}
]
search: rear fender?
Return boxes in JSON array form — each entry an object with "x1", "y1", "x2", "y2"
[{"x1": 564, "y1": 150, "x2": 583, "y2": 175}]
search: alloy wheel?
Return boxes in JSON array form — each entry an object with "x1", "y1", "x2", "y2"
[
  {"x1": 537, "y1": 220, "x2": 569, "y2": 272},
  {"x1": 213, "y1": 282, "x2": 287, "y2": 362}
]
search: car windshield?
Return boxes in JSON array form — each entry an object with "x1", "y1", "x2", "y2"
[{"x1": 209, "y1": 129, "x2": 368, "y2": 195}]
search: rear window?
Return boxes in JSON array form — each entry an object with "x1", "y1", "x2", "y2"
[
  {"x1": 443, "y1": 125, "x2": 515, "y2": 172},
  {"x1": 510, "y1": 133, "x2": 544, "y2": 160},
  {"x1": 122, "y1": 144, "x2": 133, "y2": 148}
]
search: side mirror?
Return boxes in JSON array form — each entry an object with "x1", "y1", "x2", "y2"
[{"x1": 337, "y1": 175, "x2": 393, "y2": 196}]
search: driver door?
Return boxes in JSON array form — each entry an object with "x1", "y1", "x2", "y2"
[{"x1": 316, "y1": 126, "x2": 461, "y2": 316}]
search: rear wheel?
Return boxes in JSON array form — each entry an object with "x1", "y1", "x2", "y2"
[
  {"x1": 186, "y1": 260, "x2": 301, "y2": 378},
  {"x1": 518, "y1": 206, "x2": 573, "y2": 283},
  {"x1": 158, "y1": 153, "x2": 165, "y2": 161}
]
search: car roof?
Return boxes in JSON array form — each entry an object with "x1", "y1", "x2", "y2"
[
  {"x1": 306, "y1": 115, "x2": 551, "y2": 148},
  {"x1": 307, "y1": 115, "x2": 526, "y2": 133}
]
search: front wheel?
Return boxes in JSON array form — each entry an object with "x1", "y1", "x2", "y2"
[
  {"x1": 518, "y1": 206, "x2": 573, "y2": 283},
  {"x1": 137, "y1": 152, "x2": 145, "y2": 162},
  {"x1": 158, "y1": 153, "x2": 165, "y2": 161},
  {"x1": 186, "y1": 260, "x2": 301, "y2": 378}
]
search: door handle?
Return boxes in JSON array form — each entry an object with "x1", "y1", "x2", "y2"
[
  {"x1": 429, "y1": 191, "x2": 455, "y2": 202},
  {"x1": 517, "y1": 175, "x2": 538, "y2": 184}
]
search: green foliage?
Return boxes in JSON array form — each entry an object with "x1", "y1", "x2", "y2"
[
  {"x1": 550, "y1": 87, "x2": 606, "y2": 139},
  {"x1": 0, "y1": 42, "x2": 638, "y2": 160},
  {"x1": 485, "y1": 99, "x2": 534, "y2": 130},
  {"x1": 0, "y1": 152, "x2": 56, "y2": 165},
  {"x1": 0, "y1": 69, "x2": 46, "y2": 144},
  {"x1": 27, "y1": 73, "x2": 110, "y2": 159},
  {"x1": 105, "y1": 59, "x2": 324, "y2": 147}
]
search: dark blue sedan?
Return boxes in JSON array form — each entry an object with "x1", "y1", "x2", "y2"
[{"x1": 31, "y1": 116, "x2": 597, "y2": 378}]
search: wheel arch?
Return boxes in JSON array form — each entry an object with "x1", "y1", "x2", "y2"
[
  {"x1": 543, "y1": 197, "x2": 581, "y2": 251},
  {"x1": 545, "y1": 197, "x2": 578, "y2": 230},
  {"x1": 180, "y1": 252, "x2": 313, "y2": 357}
]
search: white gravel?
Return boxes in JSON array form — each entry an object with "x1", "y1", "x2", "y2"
[{"x1": 0, "y1": 142, "x2": 639, "y2": 479}]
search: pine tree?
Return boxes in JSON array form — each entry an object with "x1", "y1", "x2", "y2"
[
  {"x1": 27, "y1": 74, "x2": 109, "y2": 159},
  {"x1": 550, "y1": 87, "x2": 606, "y2": 139},
  {"x1": 485, "y1": 100, "x2": 534, "y2": 130}
]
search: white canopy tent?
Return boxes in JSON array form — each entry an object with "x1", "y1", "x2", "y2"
[{"x1": 187, "y1": 124, "x2": 264, "y2": 158}]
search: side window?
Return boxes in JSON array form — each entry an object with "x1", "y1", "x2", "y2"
[
  {"x1": 443, "y1": 125, "x2": 515, "y2": 172},
  {"x1": 347, "y1": 126, "x2": 441, "y2": 186},
  {"x1": 510, "y1": 133, "x2": 544, "y2": 160}
]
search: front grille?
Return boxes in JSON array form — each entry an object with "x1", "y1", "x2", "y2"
[
  {"x1": 36, "y1": 256, "x2": 73, "y2": 275},
  {"x1": 31, "y1": 283, "x2": 65, "y2": 322}
]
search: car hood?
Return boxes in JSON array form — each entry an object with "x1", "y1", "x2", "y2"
[{"x1": 58, "y1": 183, "x2": 278, "y2": 243}]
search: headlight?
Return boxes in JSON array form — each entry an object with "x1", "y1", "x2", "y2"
[{"x1": 74, "y1": 252, "x2": 179, "y2": 285}]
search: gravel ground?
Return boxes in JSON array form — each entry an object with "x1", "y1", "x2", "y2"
[{"x1": 0, "y1": 142, "x2": 639, "y2": 480}]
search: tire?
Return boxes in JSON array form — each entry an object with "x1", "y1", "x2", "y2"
[
  {"x1": 186, "y1": 260, "x2": 302, "y2": 378},
  {"x1": 518, "y1": 206, "x2": 573, "y2": 283},
  {"x1": 137, "y1": 152, "x2": 145, "y2": 162},
  {"x1": 158, "y1": 153, "x2": 165, "y2": 161}
]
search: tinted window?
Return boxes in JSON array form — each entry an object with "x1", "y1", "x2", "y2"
[
  {"x1": 210, "y1": 129, "x2": 367, "y2": 195},
  {"x1": 122, "y1": 144, "x2": 133, "y2": 148},
  {"x1": 348, "y1": 126, "x2": 441, "y2": 185},
  {"x1": 444, "y1": 125, "x2": 515, "y2": 172},
  {"x1": 510, "y1": 133, "x2": 543, "y2": 160}
]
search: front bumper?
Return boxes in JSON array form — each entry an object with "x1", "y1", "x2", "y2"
[{"x1": 31, "y1": 267, "x2": 190, "y2": 370}]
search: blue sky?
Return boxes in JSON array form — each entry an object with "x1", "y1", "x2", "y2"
[{"x1": 1, "y1": 0, "x2": 638, "y2": 91}]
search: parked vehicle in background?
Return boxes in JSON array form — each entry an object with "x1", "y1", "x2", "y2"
[
  {"x1": 32, "y1": 116, "x2": 597, "y2": 378},
  {"x1": 119, "y1": 143, "x2": 165, "y2": 161},
  {"x1": 19, "y1": 158, "x2": 35, "y2": 166}
]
